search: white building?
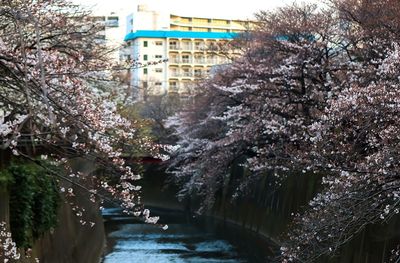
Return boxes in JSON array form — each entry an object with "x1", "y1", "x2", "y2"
[
  {"x1": 126, "y1": 31, "x2": 235, "y2": 97},
  {"x1": 124, "y1": 5, "x2": 251, "y2": 99},
  {"x1": 126, "y1": 5, "x2": 170, "y2": 33},
  {"x1": 92, "y1": 10, "x2": 128, "y2": 62}
]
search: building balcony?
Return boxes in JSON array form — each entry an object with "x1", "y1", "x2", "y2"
[
  {"x1": 181, "y1": 58, "x2": 192, "y2": 64},
  {"x1": 182, "y1": 72, "x2": 193, "y2": 77},
  {"x1": 169, "y1": 45, "x2": 194, "y2": 51},
  {"x1": 169, "y1": 72, "x2": 194, "y2": 78},
  {"x1": 169, "y1": 58, "x2": 180, "y2": 64},
  {"x1": 194, "y1": 45, "x2": 206, "y2": 50},
  {"x1": 169, "y1": 20, "x2": 244, "y2": 31},
  {"x1": 194, "y1": 59, "x2": 206, "y2": 64},
  {"x1": 169, "y1": 58, "x2": 218, "y2": 65},
  {"x1": 181, "y1": 44, "x2": 192, "y2": 50},
  {"x1": 169, "y1": 71, "x2": 179, "y2": 77},
  {"x1": 207, "y1": 59, "x2": 218, "y2": 64},
  {"x1": 169, "y1": 58, "x2": 194, "y2": 64},
  {"x1": 194, "y1": 73, "x2": 205, "y2": 78},
  {"x1": 169, "y1": 45, "x2": 180, "y2": 50}
]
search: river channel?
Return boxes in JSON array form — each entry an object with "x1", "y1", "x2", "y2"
[{"x1": 101, "y1": 206, "x2": 276, "y2": 263}]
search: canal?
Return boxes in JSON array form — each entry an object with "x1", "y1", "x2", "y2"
[{"x1": 101, "y1": 206, "x2": 276, "y2": 263}]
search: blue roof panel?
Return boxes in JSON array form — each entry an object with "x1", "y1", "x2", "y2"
[{"x1": 124, "y1": 30, "x2": 238, "y2": 41}]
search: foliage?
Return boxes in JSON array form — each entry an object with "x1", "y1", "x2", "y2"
[
  {"x1": 0, "y1": 169, "x2": 12, "y2": 186},
  {"x1": 31, "y1": 167, "x2": 60, "y2": 240},
  {"x1": 6, "y1": 162, "x2": 59, "y2": 249},
  {"x1": 167, "y1": 0, "x2": 400, "y2": 261}
]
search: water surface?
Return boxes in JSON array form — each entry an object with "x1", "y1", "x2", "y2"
[{"x1": 102, "y1": 207, "x2": 274, "y2": 263}]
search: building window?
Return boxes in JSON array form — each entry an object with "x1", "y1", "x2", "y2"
[
  {"x1": 155, "y1": 68, "x2": 163, "y2": 73},
  {"x1": 155, "y1": 82, "x2": 162, "y2": 86},
  {"x1": 155, "y1": 55, "x2": 163, "y2": 59},
  {"x1": 169, "y1": 41, "x2": 178, "y2": 49},
  {"x1": 143, "y1": 54, "x2": 148, "y2": 61},
  {"x1": 169, "y1": 81, "x2": 178, "y2": 89},
  {"x1": 169, "y1": 67, "x2": 178, "y2": 77},
  {"x1": 106, "y1": 16, "x2": 119, "y2": 27},
  {"x1": 194, "y1": 69, "x2": 202, "y2": 77},
  {"x1": 95, "y1": 34, "x2": 106, "y2": 40},
  {"x1": 182, "y1": 68, "x2": 191, "y2": 77},
  {"x1": 155, "y1": 41, "x2": 163, "y2": 46},
  {"x1": 195, "y1": 41, "x2": 204, "y2": 50},
  {"x1": 143, "y1": 68, "x2": 148, "y2": 74},
  {"x1": 143, "y1": 41, "x2": 148, "y2": 47},
  {"x1": 182, "y1": 54, "x2": 190, "y2": 63}
]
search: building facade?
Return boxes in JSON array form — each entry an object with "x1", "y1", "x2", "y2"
[
  {"x1": 91, "y1": 10, "x2": 128, "y2": 62},
  {"x1": 124, "y1": 5, "x2": 249, "y2": 98}
]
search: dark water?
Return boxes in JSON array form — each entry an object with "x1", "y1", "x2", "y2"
[{"x1": 101, "y1": 207, "x2": 275, "y2": 263}]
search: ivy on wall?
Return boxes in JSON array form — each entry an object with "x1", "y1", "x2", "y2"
[
  {"x1": 0, "y1": 169, "x2": 12, "y2": 186},
  {"x1": 1, "y1": 162, "x2": 60, "y2": 249}
]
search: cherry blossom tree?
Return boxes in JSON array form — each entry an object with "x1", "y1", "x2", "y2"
[
  {"x1": 279, "y1": 1, "x2": 400, "y2": 261},
  {"x1": 0, "y1": 0, "x2": 163, "y2": 255},
  {"x1": 167, "y1": 1, "x2": 400, "y2": 261},
  {"x1": 168, "y1": 2, "x2": 343, "y2": 210}
]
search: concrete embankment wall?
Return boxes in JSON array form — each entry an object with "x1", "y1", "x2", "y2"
[
  {"x1": 0, "y1": 153, "x2": 105, "y2": 263},
  {"x1": 139, "y1": 161, "x2": 400, "y2": 263},
  {"x1": 1, "y1": 187, "x2": 105, "y2": 263},
  {"x1": 33, "y1": 192, "x2": 105, "y2": 263},
  {"x1": 208, "y1": 169, "x2": 400, "y2": 263}
]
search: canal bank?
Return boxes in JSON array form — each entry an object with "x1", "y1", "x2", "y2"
[{"x1": 129, "y1": 162, "x2": 400, "y2": 263}]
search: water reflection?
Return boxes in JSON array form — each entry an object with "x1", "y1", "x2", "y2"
[{"x1": 102, "y1": 208, "x2": 273, "y2": 263}]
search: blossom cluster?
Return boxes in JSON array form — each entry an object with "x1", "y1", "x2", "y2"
[{"x1": 0, "y1": 222, "x2": 20, "y2": 262}]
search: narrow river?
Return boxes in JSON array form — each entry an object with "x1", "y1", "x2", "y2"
[{"x1": 101, "y1": 207, "x2": 275, "y2": 263}]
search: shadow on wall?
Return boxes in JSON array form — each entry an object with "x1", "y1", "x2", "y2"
[{"x1": 209, "y1": 157, "x2": 400, "y2": 263}]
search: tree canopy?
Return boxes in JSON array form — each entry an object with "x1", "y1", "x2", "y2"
[
  {"x1": 0, "y1": 0, "x2": 162, "y2": 239},
  {"x1": 167, "y1": 1, "x2": 400, "y2": 261}
]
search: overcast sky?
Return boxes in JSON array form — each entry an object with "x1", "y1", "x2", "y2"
[{"x1": 72, "y1": 0, "x2": 318, "y2": 19}]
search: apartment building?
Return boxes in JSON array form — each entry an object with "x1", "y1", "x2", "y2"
[{"x1": 125, "y1": 5, "x2": 250, "y2": 98}]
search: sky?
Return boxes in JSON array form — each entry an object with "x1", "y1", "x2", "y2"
[{"x1": 73, "y1": 0, "x2": 317, "y2": 19}]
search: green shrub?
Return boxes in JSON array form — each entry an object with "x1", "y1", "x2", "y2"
[
  {"x1": 5, "y1": 162, "x2": 60, "y2": 248},
  {"x1": 0, "y1": 169, "x2": 12, "y2": 186}
]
